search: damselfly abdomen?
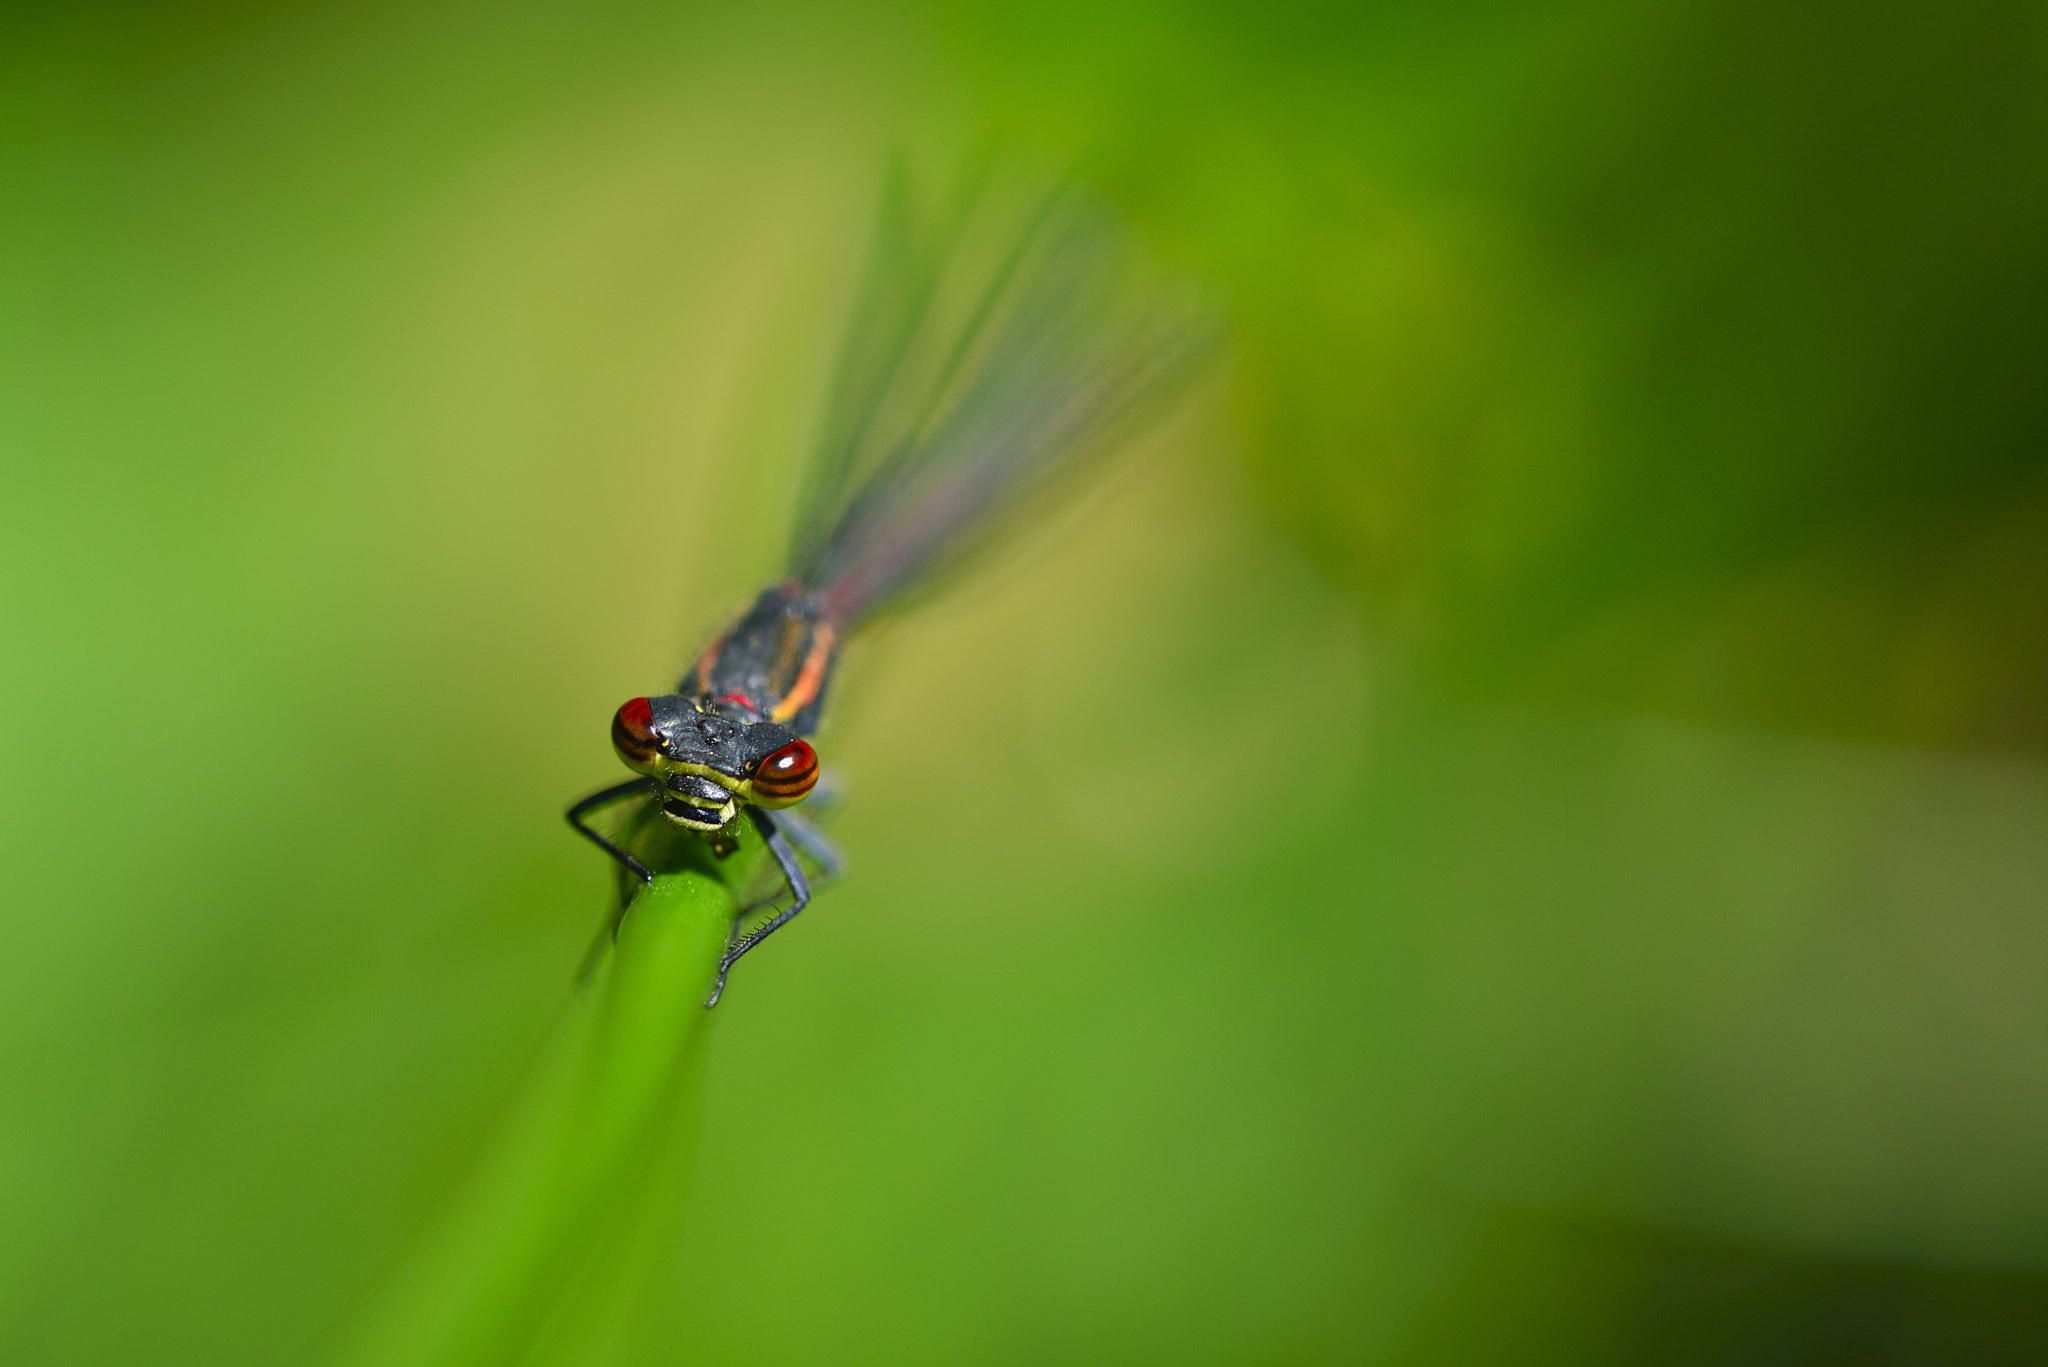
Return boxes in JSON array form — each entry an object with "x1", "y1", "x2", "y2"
[{"x1": 568, "y1": 170, "x2": 1207, "y2": 1005}]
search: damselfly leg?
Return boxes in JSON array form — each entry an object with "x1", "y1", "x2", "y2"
[
  {"x1": 706, "y1": 807, "x2": 812, "y2": 1007},
  {"x1": 770, "y1": 804, "x2": 845, "y2": 881},
  {"x1": 566, "y1": 776, "x2": 657, "y2": 886}
]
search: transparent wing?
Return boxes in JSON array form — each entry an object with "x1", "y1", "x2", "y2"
[{"x1": 789, "y1": 166, "x2": 1213, "y2": 629}]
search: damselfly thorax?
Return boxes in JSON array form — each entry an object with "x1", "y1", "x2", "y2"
[{"x1": 686, "y1": 583, "x2": 838, "y2": 735}]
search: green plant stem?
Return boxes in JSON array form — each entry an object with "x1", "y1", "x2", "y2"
[{"x1": 333, "y1": 872, "x2": 733, "y2": 1367}]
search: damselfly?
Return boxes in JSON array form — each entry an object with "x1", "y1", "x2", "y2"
[{"x1": 567, "y1": 171, "x2": 1207, "y2": 1005}]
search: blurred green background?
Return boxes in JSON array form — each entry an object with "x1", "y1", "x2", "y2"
[{"x1": 5, "y1": 1, "x2": 2047, "y2": 1363}]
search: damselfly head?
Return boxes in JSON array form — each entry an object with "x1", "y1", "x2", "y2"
[{"x1": 609, "y1": 694, "x2": 818, "y2": 832}]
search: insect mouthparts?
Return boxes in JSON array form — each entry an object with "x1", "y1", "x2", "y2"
[{"x1": 666, "y1": 773, "x2": 732, "y2": 802}]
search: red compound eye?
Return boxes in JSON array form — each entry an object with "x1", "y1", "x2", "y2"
[
  {"x1": 751, "y1": 739, "x2": 818, "y2": 805},
  {"x1": 611, "y1": 697, "x2": 660, "y2": 764}
]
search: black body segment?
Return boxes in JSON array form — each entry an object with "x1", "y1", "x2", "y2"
[{"x1": 686, "y1": 585, "x2": 838, "y2": 735}]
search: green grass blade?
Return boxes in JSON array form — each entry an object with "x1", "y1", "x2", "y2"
[{"x1": 331, "y1": 872, "x2": 733, "y2": 1367}]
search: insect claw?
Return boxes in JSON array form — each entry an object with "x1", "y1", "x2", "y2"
[{"x1": 705, "y1": 958, "x2": 734, "y2": 1009}]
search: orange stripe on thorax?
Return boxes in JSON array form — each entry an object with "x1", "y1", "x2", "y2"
[
  {"x1": 692, "y1": 624, "x2": 733, "y2": 696},
  {"x1": 770, "y1": 623, "x2": 837, "y2": 723}
]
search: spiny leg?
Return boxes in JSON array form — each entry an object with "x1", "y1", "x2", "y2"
[{"x1": 707, "y1": 806, "x2": 811, "y2": 1008}]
